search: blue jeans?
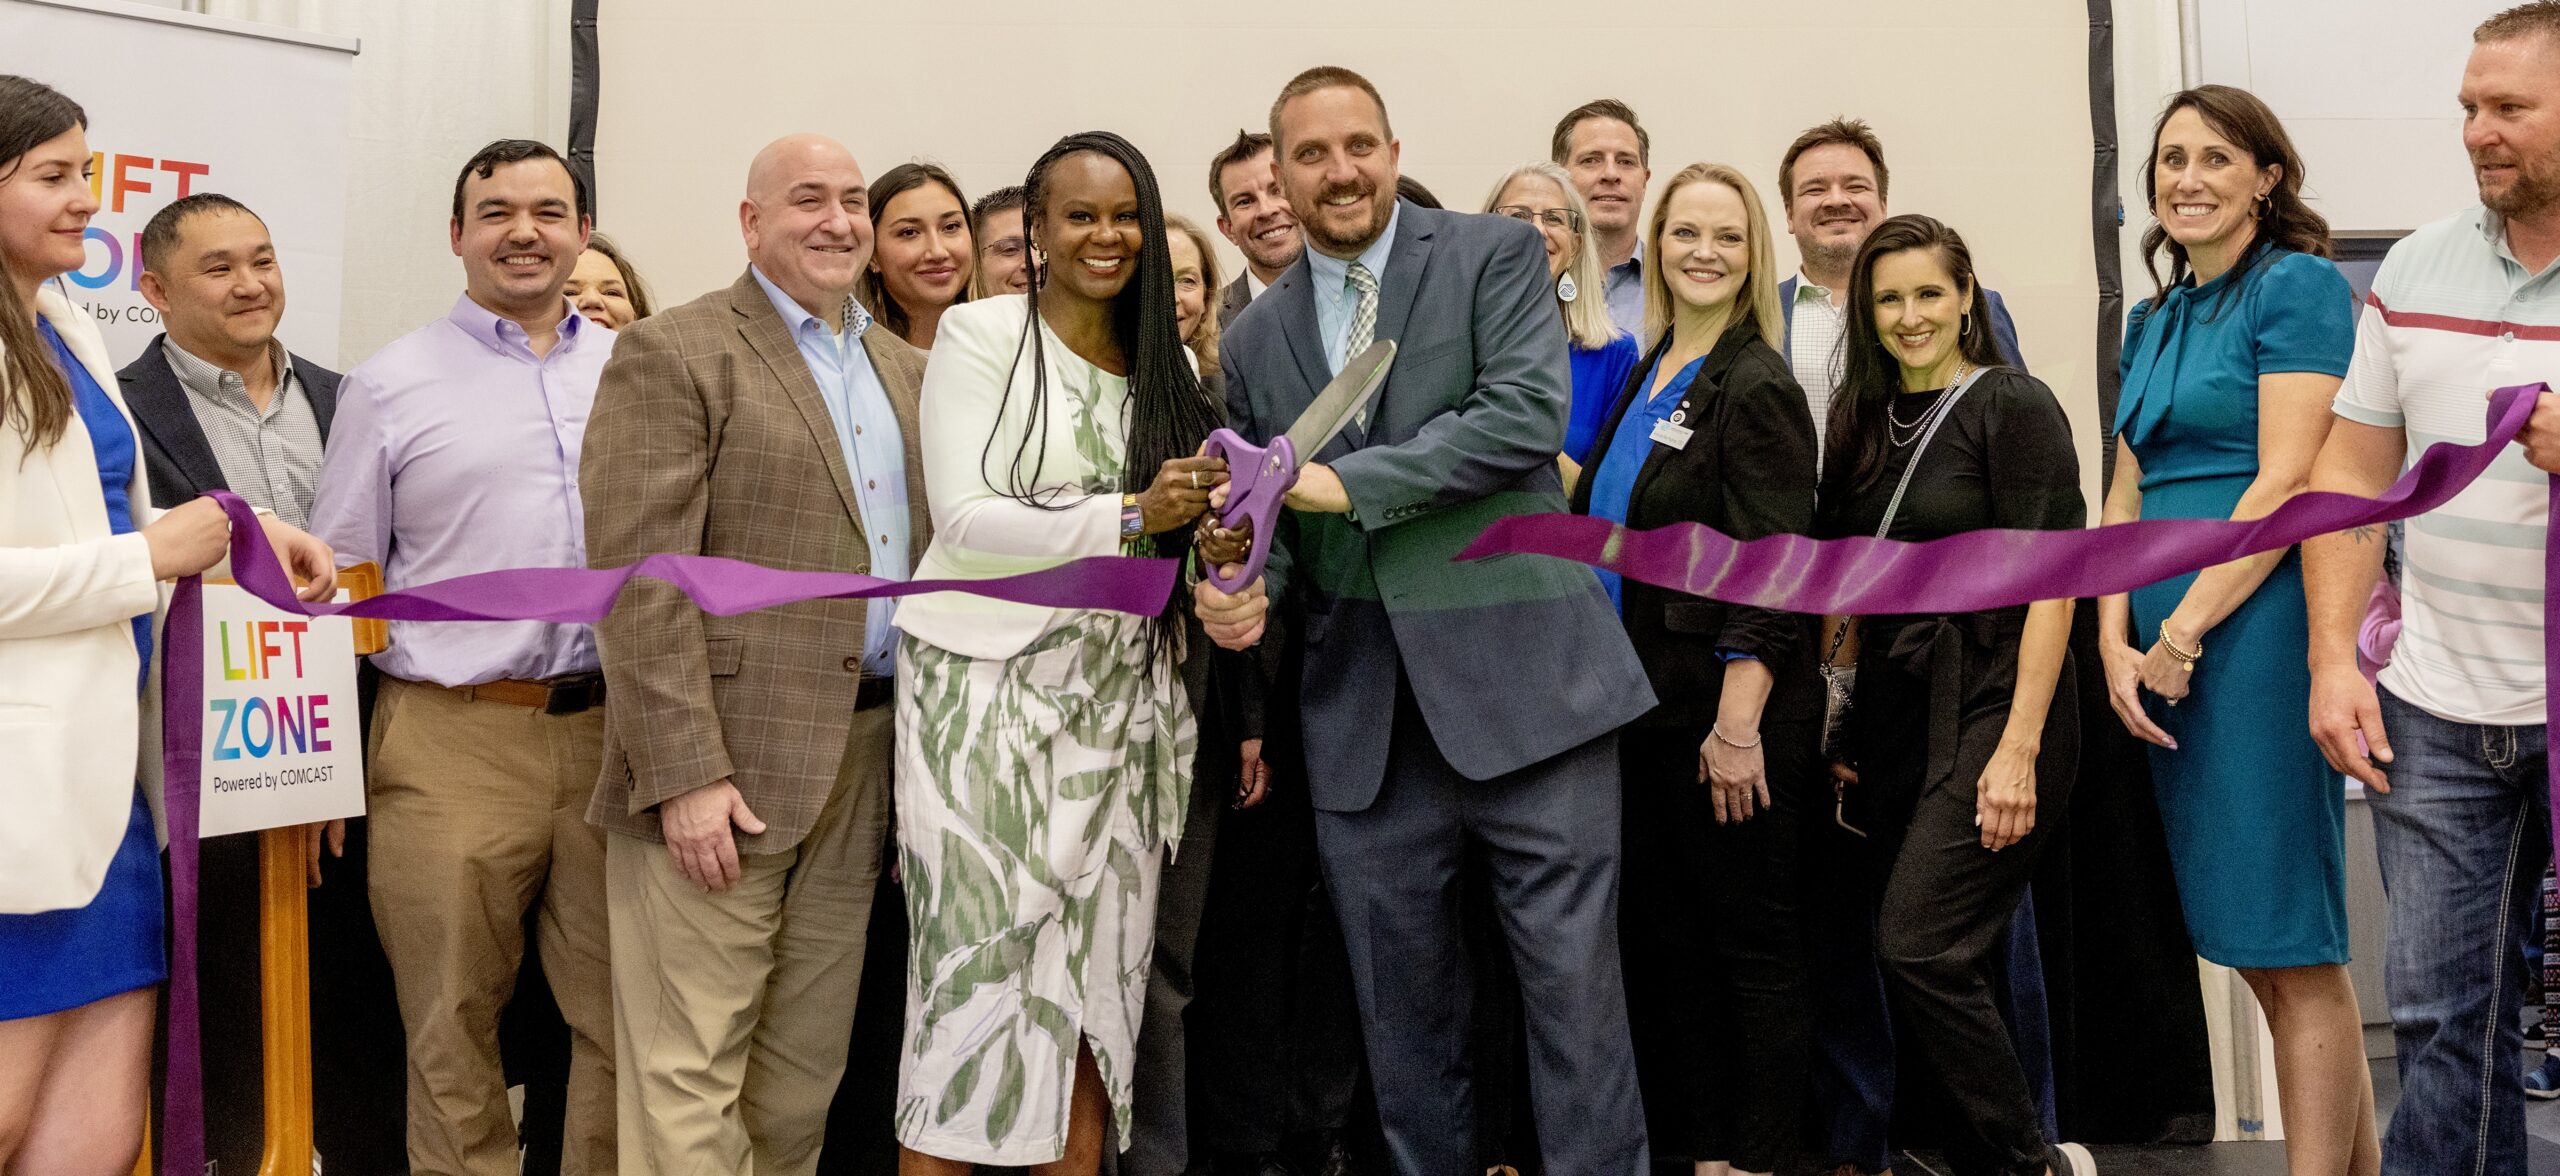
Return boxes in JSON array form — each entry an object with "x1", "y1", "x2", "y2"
[{"x1": 2370, "y1": 688, "x2": 2551, "y2": 1176}]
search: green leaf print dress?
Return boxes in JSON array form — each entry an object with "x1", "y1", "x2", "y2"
[{"x1": 892, "y1": 324, "x2": 1195, "y2": 1166}]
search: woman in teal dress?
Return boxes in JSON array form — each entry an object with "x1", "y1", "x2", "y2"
[{"x1": 2096, "y1": 85, "x2": 2378, "y2": 1176}]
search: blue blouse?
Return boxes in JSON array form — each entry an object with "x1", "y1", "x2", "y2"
[
  {"x1": 1586, "y1": 350, "x2": 1707, "y2": 612},
  {"x1": 40, "y1": 318, "x2": 152, "y2": 694},
  {"x1": 2115, "y1": 248, "x2": 2355, "y2": 491},
  {"x1": 1564, "y1": 333, "x2": 1642, "y2": 466}
]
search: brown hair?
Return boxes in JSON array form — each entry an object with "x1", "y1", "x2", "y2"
[
  {"x1": 582, "y1": 231, "x2": 656, "y2": 321},
  {"x1": 0, "y1": 75, "x2": 85, "y2": 452},
  {"x1": 1778, "y1": 117, "x2": 1890, "y2": 206},
  {"x1": 1208, "y1": 129, "x2": 1274, "y2": 210},
  {"x1": 2479, "y1": 2, "x2": 2560, "y2": 43},
  {"x1": 2138, "y1": 84, "x2": 2331, "y2": 297},
  {"x1": 1268, "y1": 66, "x2": 1392, "y2": 155},
  {"x1": 860, "y1": 161, "x2": 971, "y2": 343},
  {"x1": 1827, "y1": 215, "x2": 2007, "y2": 494},
  {"x1": 1549, "y1": 99, "x2": 1650, "y2": 169}
]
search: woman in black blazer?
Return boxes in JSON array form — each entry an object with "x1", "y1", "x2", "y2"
[{"x1": 1566, "y1": 162, "x2": 1819, "y2": 1176}]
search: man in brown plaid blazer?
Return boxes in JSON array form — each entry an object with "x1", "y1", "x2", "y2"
[{"x1": 581, "y1": 133, "x2": 926, "y2": 1175}]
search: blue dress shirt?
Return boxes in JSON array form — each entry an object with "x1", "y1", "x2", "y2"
[
  {"x1": 1306, "y1": 203, "x2": 1402, "y2": 375},
  {"x1": 750, "y1": 266, "x2": 911, "y2": 677}
]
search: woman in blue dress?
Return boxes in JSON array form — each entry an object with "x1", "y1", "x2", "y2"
[
  {"x1": 0, "y1": 77, "x2": 335, "y2": 1172},
  {"x1": 1479, "y1": 162, "x2": 1640, "y2": 481},
  {"x1": 2096, "y1": 84, "x2": 2378, "y2": 1176}
]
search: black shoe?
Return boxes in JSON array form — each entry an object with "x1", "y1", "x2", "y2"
[{"x1": 1212, "y1": 1152, "x2": 1295, "y2": 1176}]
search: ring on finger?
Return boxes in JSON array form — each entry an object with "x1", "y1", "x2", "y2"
[{"x1": 1189, "y1": 470, "x2": 1200, "y2": 489}]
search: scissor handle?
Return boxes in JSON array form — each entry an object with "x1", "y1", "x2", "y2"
[{"x1": 1200, "y1": 427, "x2": 1295, "y2": 595}]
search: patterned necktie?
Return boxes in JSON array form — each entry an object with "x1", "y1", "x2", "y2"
[{"x1": 1345, "y1": 261, "x2": 1379, "y2": 426}]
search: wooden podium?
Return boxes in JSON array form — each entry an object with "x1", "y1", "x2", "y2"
[{"x1": 142, "y1": 562, "x2": 381, "y2": 1176}]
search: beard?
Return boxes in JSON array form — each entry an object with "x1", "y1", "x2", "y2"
[
  {"x1": 1801, "y1": 236, "x2": 1862, "y2": 279},
  {"x1": 1298, "y1": 181, "x2": 1393, "y2": 255},
  {"x1": 2477, "y1": 146, "x2": 2560, "y2": 220}
]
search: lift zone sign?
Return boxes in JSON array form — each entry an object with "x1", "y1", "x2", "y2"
[{"x1": 198, "y1": 583, "x2": 364, "y2": 837}]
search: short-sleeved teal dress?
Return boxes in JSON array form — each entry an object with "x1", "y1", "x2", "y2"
[{"x1": 2117, "y1": 247, "x2": 2356, "y2": 967}]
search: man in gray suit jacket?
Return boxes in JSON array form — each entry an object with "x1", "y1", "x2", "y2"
[{"x1": 1196, "y1": 66, "x2": 1654, "y2": 1176}]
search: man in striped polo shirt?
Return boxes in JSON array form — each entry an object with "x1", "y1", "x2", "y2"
[{"x1": 2305, "y1": 7, "x2": 2559, "y2": 1174}]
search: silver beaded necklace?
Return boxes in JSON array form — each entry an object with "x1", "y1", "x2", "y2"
[{"x1": 1887, "y1": 361, "x2": 1968, "y2": 447}]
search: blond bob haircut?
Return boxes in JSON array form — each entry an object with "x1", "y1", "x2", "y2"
[
  {"x1": 1480, "y1": 162, "x2": 1618, "y2": 351},
  {"x1": 1642, "y1": 162, "x2": 1783, "y2": 353}
]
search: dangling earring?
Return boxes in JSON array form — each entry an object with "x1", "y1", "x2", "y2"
[
  {"x1": 2255, "y1": 193, "x2": 2272, "y2": 217},
  {"x1": 1961, "y1": 310, "x2": 1972, "y2": 335},
  {"x1": 1557, "y1": 271, "x2": 1579, "y2": 303}
]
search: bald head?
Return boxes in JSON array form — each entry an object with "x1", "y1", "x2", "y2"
[{"x1": 740, "y1": 133, "x2": 872, "y2": 320}]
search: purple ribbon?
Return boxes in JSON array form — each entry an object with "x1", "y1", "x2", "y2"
[
  {"x1": 1461, "y1": 382, "x2": 2555, "y2": 864},
  {"x1": 153, "y1": 490, "x2": 1177, "y2": 1175}
]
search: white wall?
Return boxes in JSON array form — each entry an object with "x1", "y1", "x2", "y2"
[
  {"x1": 2186, "y1": 0, "x2": 2503, "y2": 233},
  {"x1": 594, "y1": 0, "x2": 2117, "y2": 505},
  {"x1": 207, "y1": 0, "x2": 577, "y2": 364}
]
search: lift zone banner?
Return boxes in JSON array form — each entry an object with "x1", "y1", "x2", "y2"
[{"x1": 197, "y1": 582, "x2": 363, "y2": 837}]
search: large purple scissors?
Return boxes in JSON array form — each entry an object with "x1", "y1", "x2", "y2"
[{"x1": 1199, "y1": 339, "x2": 1397, "y2": 593}]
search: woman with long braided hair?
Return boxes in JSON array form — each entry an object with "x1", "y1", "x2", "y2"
[{"x1": 889, "y1": 130, "x2": 1226, "y2": 1174}]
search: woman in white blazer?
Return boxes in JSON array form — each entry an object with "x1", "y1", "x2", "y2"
[
  {"x1": 888, "y1": 131, "x2": 1227, "y2": 1174},
  {"x1": 0, "y1": 77, "x2": 335, "y2": 1174}
]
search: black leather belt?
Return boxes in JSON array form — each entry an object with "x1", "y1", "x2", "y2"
[{"x1": 856, "y1": 675, "x2": 893, "y2": 711}]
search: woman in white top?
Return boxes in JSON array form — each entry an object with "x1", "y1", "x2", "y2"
[
  {"x1": 0, "y1": 75, "x2": 333, "y2": 1173},
  {"x1": 891, "y1": 130, "x2": 1226, "y2": 1174}
]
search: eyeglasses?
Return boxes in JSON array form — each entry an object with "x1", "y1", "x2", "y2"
[
  {"x1": 1493, "y1": 205, "x2": 1584, "y2": 232},
  {"x1": 983, "y1": 236, "x2": 1027, "y2": 261}
]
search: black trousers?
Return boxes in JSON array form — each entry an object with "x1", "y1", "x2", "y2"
[
  {"x1": 1617, "y1": 721, "x2": 1815, "y2": 1171},
  {"x1": 1188, "y1": 752, "x2": 1364, "y2": 1157},
  {"x1": 1861, "y1": 638, "x2": 2079, "y2": 1176}
]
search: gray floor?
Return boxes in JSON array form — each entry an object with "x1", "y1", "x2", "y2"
[{"x1": 1880, "y1": 1047, "x2": 2560, "y2": 1175}]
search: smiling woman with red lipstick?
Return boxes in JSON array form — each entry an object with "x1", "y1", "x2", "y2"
[
  {"x1": 861, "y1": 162, "x2": 974, "y2": 351},
  {"x1": 1818, "y1": 213, "x2": 2093, "y2": 1176}
]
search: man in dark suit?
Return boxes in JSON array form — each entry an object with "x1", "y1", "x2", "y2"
[
  {"x1": 1196, "y1": 66, "x2": 1655, "y2": 1176},
  {"x1": 120, "y1": 192, "x2": 406, "y2": 1176},
  {"x1": 1210, "y1": 129, "x2": 1304, "y2": 330},
  {"x1": 123, "y1": 192, "x2": 341, "y2": 520}
]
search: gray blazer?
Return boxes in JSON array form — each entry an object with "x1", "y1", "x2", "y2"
[
  {"x1": 1216, "y1": 273, "x2": 1254, "y2": 330},
  {"x1": 1220, "y1": 202, "x2": 1653, "y2": 811}
]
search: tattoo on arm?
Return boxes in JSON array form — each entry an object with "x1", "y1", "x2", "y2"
[{"x1": 2346, "y1": 525, "x2": 2378, "y2": 544}]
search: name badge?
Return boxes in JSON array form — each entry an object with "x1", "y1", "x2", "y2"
[{"x1": 1649, "y1": 407, "x2": 1694, "y2": 451}]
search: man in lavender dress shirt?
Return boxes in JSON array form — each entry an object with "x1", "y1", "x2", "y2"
[{"x1": 307, "y1": 139, "x2": 619, "y2": 1176}]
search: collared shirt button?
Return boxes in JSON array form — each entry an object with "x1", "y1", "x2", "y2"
[{"x1": 868, "y1": 479, "x2": 876, "y2": 489}]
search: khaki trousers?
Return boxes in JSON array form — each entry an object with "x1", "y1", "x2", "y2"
[
  {"x1": 366, "y1": 676, "x2": 617, "y2": 1175},
  {"x1": 607, "y1": 704, "x2": 892, "y2": 1176}
]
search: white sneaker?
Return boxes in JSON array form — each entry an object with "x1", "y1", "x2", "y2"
[{"x1": 2053, "y1": 1141, "x2": 2097, "y2": 1176}]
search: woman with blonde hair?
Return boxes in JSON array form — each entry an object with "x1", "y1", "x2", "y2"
[
  {"x1": 1163, "y1": 213, "x2": 1223, "y2": 389},
  {"x1": 1481, "y1": 162, "x2": 1639, "y2": 475},
  {"x1": 1568, "y1": 161, "x2": 1816, "y2": 1176}
]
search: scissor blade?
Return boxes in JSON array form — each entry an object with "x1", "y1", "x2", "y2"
[{"x1": 1279, "y1": 339, "x2": 1396, "y2": 464}]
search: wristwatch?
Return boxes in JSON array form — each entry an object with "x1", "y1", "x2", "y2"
[{"x1": 1120, "y1": 493, "x2": 1144, "y2": 540}]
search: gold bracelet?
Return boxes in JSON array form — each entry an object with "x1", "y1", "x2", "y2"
[
  {"x1": 1710, "y1": 724, "x2": 1762, "y2": 750},
  {"x1": 2158, "y1": 623, "x2": 2203, "y2": 670}
]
